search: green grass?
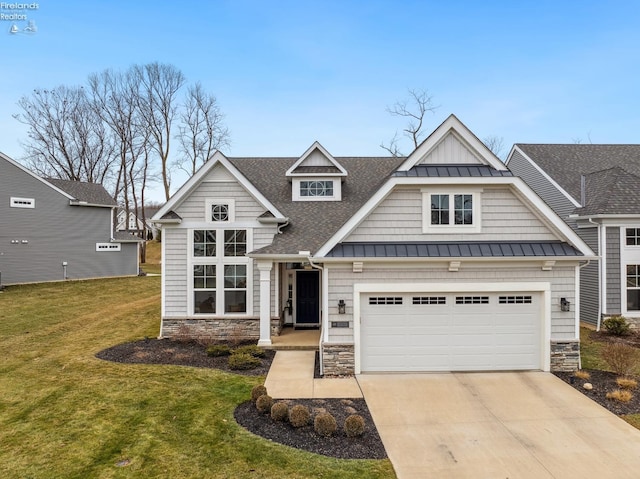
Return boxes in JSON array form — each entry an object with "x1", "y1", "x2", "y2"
[
  {"x1": 580, "y1": 327, "x2": 640, "y2": 429},
  {"x1": 0, "y1": 277, "x2": 395, "y2": 479},
  {"x1": 140, "y1": 240, "x2": 162, "y2": 275}
]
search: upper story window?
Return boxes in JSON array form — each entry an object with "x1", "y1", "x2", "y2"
[
  {"x1": 626, "y1": 228, "x2": 640, "y2": 246},
  {"x1": 10, "y1": 197, "x2": 35, "y2": 209},
  {"x1": 300, "y1": 180, "x2": 334, "y2": 197},
  {"x1": 422, "y1": 189, "x2": 481, "y2": 233},
  {"x1": 206, "y1": 199, "x2": 235, "y2": 223}
]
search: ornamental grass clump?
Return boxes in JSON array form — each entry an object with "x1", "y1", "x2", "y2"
[
  {"x1": 228, "y1": 352, "x2": 261, "y2": 370},
  {"x1": 289, "y1": 404, "x2": 311, "y2": 428},
  {"x1": 344, "y1": 414, "x2": 366, "y2": 437},
  {"x1": 206, "y1": 344, "x2": 231, "y2": 357},
  {"x1": 250, "y1": 384, "x2": 268, "y2": 403},
  {"x1": 234, "y1": 345, "x2": 266, "y2": 358},
  {"x1": 270, "y1": 401, "x2": 289, "y2": 421},
  {"x1": 606, "y1": 389, "x2": 633, "y2": 403},
  {"x1": 314, "y1": 412, "x2": 337, "y2": 437},
  {"x1": 574, "y1": 370, "x2": 590, "y2": 380},
  {"x1": 256, "y1": 395, "x2": 273, "y2": 414},
  {"x1": 616, "y1": 377, "x2": 638, "y2": 390}
]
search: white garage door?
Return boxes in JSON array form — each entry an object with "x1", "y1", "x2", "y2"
[{"x1": 360, "y1": 292, "x2": 541, "y2": 372}]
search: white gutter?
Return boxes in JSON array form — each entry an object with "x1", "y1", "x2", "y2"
[{"x1": 305, "y1": 254, "x2": 326, "y2": 377}]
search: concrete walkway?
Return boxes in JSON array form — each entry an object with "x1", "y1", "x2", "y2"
[
  {"x1": 358, "y1": 372, "x2": 640, "y2": 479},
  {"x1": 264, "y1": 351, "x2": 362, "y2": 399}
]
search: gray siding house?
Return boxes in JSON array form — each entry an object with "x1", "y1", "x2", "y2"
[
  {"x1": 507, "y1": 144, "x2": 640, "y2": 329},
  {"x1": 0, "y1": 152, "x2": 140, "y2": 285},
  {"x1": 153, "y1": 115, "x2": 594, "y2": 375}
]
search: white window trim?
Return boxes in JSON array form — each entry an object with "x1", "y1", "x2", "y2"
[
  {"x1": 292, "y1": 178, "x2": 341, "y2": 202},
  {"x1": 421, "y1": 188, "x2": 482, "y2": 233},
  {"x1": 619, "y1": 224, "x2": 640, "y2": 317},
  {"x1": 10, "y1": 197, "x2": 35, "y2": 209},
  {"x1": 188, "y1": 228, "x2": 253, "y2": 316},
  {"x1": 205, "y1": 198, "x2": 235, "y2": 223},
  {"x1": 96, "y1": 242, "x2": 121, "y2": 251}
]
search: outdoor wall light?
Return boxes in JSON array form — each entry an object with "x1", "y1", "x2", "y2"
[
  {"x1": 560, "y1": 297, "x2": 570, "y2": 312},
  {"x1": 338, "y1": 299, "x2": 346, "y2": 314}
]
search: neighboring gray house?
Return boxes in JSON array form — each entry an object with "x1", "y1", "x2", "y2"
[
  {"x1": 0, "y1": 152, "x2": 141, "y2": 285},
  {"x1": 153, "y1": 115, "x2": 594, "y2": 375},
  {"x1": 507, "y1": 144, "x2": 640, "y2": 329}
]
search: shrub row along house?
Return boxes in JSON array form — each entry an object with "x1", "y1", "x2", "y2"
[
  {"x1": 507, "y1": 144, "x2": 640, "y2": 330},
  {"x1": 152, "y1": 115, "x2": 596, "y2": 376},
  {"x1": 0, "y1": 152, "x2": 140, "y2": 285}
]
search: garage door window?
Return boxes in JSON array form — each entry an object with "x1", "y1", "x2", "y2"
[
  {"x1": 455, "y1": 296, "x2": 489, "y2": 304},
  {"x1": 412, "y1": 296, "x2": 446, "y2": 305},
  {"x1": 369, "y1": 297, "x2": 403, "y2": 305},
  {"x1": 499, "y1": 295, "x2": 532, "y2": 304}
]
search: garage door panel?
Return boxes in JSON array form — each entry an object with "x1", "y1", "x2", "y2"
[{"x1": 360, "y1": 291, "x2": 541, "y2": 372}]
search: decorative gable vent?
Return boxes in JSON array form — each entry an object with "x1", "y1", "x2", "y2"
[{"x1": 286, "y1": 141, "x2": 347, "y2": 202}]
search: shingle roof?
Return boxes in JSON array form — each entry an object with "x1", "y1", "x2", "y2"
[
  {"x1": 47, "y1": 178, "x2": 117, "y2": 206},
  {"x1": 327, "y1": 241, "x2": 581, "y2": 258},
  {"x1": 516, "y1": 144, "x2": 640, "y2": 202},
  {"x1": 229, "y1": 157, "x2": 405, "y2": 255},
  {"x1": 573, "y1": 167, "x2": 640, "y2": 216},
  {"x1": 113, "y1": 231, "x2": 144, "y2": 242},
  {"x1": 394, "y1": 164, "x2": 513, "y2": 178}
]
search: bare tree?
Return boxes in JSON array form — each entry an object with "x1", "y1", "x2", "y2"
[
  {"x1": 14, "y1": 86, "x2": 114, "y2": 183},
  {"x1": 381, "y1": 89, "x2": 439, "y2": 156},
  {"x1": 134, "y1": 62, "x2": 186, "y2": 200},
  {"x1": 175, "y1": 82, "x2": 230, "y2": 175},
  {"x1": 483, "y1": 135, "x2": 505, "y2": 159}
]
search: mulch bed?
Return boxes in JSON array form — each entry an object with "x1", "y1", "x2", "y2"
[
  {"x1": 96, "y1": 338, "x2": 387, "y2": 459},
  {"x1": 553, "y1": 329, "x2": 640, "y2": 416}
]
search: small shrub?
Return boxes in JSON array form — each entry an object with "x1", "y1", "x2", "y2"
[
  {"x1": 289, "y1": 404, "x2": 311, "y2": 428},
  {"x1": 601, "y1": 342, "x2": 640, "y2": 377},
  {"x1": 314, "y1": 412, "x2": 337, "y2": 437},
  {"x1": 250, "y1": 384, "x2": 268, "y2": 403},
  {"x1": 271, "y1": 401, "x2": 289, "y2": 421},
  {"x1": 606, "y1": 389, "x2": 633, "y2": 403},
  {"x1": 603, "y1": 316, "x2": 631, "y2": 336},
  {"x1": 574, "y1": 370, "x2": 590, "y2": 380},
  {"x1": 206, "y1": 344, "x2": 231, "y2": 357},
  {"x1": 344, "y1": 414, "x2": 366, "y2": 437},
  {"x1": 228, "y1": 352, "x2": 261, "y2": 370},
  {"x1": 256, "y1": 394, "x2": 273, "y2": 414},
  {"x1": 234, "y1": 345, "x2": 266, "y2": 358},
  {"x1": 228, "y1": 325, "x2": 245, "y2": 347},
  {"x1": 616, "y1": 377, "x2": 638, "y2": 390}
]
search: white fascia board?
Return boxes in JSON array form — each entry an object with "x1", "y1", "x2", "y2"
[
  {"x1": 508, "y1": 146, "x2": 581, "y2": 208},
  {"x1": 0, "y1": 151, "x2": 75, "y2": 201},
  {"x1": 354, "y1": 281, "x2": 550, "y2": 294},
  {"x1": 152, "y1": 151, "x2": 284, "y2": 221},
  {"x1": 285, "y1": 141, "x2": 348, "y2": 176},
  {"x1": 398, "y1": 114, "x2": 507, "y2": 172},
  {"x1": 319, "y1": 256, "x2": 593, "y2": 264}
]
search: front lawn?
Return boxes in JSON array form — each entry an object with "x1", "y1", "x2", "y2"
[{"x1": 0, "y1": 277, "x2": 394, "y2": 478}]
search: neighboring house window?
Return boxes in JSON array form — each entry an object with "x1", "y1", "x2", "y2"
[
  {"x1": 10, "y1": 197, "x2": 35, "y2": 209},
  {"x1": 192, "y1": 228, "x2": 249, "y2": 315},
  {"x1": 300, "y1": 180, "x2": 334, "y2": 197},
  {"x1": 96, "y1": 243, "x2": 121, "y2": 251},
  {"x1": 422, "y1": 190, "x2": 481, "y2": 233},
  {"x1": 205, "y1": 199, "x2": 235, "y2": 223},
  {"x1": 626, "y1": 228, "x2": 640, "y2": 246},
  {"x1": 627, "y1": 265, "x2": 640, "y2": 311}
]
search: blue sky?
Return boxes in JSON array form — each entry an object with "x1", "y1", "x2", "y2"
[{"x1": 2, "y1": 1, "x2": 639, "y2": 201}]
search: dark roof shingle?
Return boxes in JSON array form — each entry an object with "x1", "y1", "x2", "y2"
[{"x1": 47, "y1": 178, "x2": 117, "y2": 206}]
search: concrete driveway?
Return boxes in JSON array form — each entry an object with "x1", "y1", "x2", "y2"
[{"x1": 357, "y1": 372, "x2": 640, "y2": 479}]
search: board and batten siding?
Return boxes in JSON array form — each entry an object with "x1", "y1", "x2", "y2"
[
  {"x1": 346, "y1": 187, "x2": 557, "y2": 242},
  {"x1": 0, "y1": 157, "x2": 137, "y2": 284},
  {"x1": 578, "y1": 227, "x2": 600, "y2": 325},
  {"x1": 606, "y1": 227, "x2": 621, "y2": 314},
  {"x1": 325, "y1": 263, "x2": 578, "y2": 344},
  {"x1": 418, "y1": 132, "x2": 482, "y2": 165},
  {"x1": 507, "y1": 149, "x2": 577, "y2": 227}
]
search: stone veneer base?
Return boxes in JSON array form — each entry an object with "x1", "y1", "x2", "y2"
[
  {"x1": 162, "y1": 318, "x2": 282, "y2": 341},
  {"x1": 550, "y1": 340, "x2": 580, "y2": 372},
  {"x1": 322, "y1": 343, "x2": 355, "y2": 377}
]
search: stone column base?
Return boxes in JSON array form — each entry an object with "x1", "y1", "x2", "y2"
[
  {"x1": 322, "y1": 343, "x2": 355, "y2": 376},
  {"x1": 550, "y1": 340, "x2": 580, "y2": 372}
]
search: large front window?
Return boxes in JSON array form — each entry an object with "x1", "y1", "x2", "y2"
[
  {"x1": 627, "y1": 265, "x2": 640, "y2": 311},
  {"x1": 192, "y1": 229, "x2": 249, "y2": 315}
]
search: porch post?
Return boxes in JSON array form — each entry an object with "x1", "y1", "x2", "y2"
[{"x1": 257, "y1": 260, "x2": 273, "y2": 346}]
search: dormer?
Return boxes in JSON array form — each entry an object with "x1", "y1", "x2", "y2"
[{"x1": 286, "y1": 141, "x2": 347, "y2": 201}]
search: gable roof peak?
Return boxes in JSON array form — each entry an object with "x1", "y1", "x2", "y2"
[
  {"x1": 398, "y1": 114, "x2": 507, "y2": 172},
  {"x1": 285, "y1": 141, "x2": 348, "y2": 177}
]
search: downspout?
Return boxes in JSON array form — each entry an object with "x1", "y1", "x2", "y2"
[
  {"x1": 588, "y1": 217, "x2": 603, "y2": 331},
  {"x1": 306, "y1": 255, "x2": 326, "y2": 377}
]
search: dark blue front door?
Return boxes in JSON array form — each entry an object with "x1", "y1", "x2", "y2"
[{"x1": 296, "y1": 270, "x2": 320, "y2": 326}]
